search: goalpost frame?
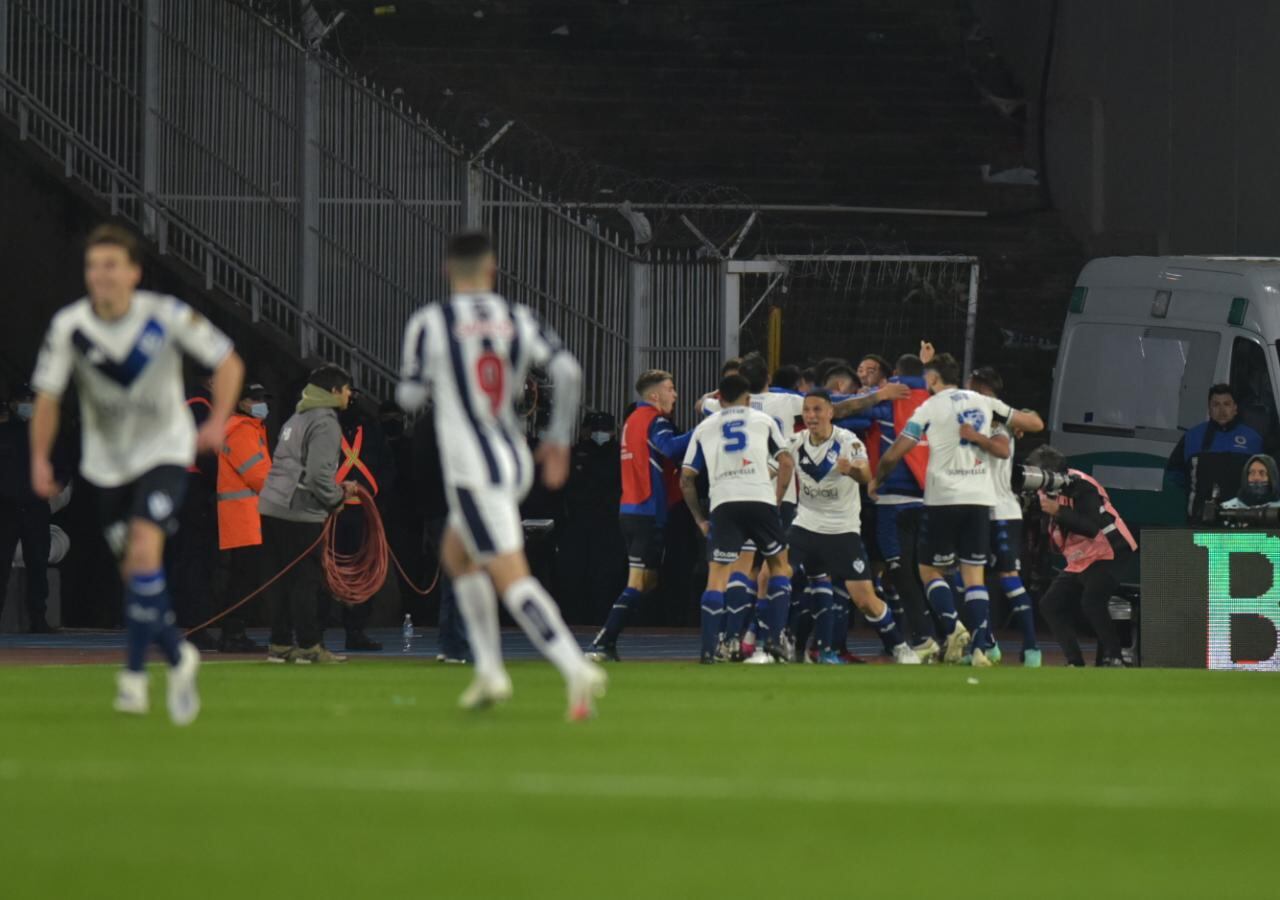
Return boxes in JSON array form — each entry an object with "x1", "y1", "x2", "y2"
[{"x1": 725, "y1": 255, "x2": 982, "y2": 377}]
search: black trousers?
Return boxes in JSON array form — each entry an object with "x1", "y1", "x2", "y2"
[
  {"x1": 1039, "y1": 556, "x2": 1125, "y2": 665},
  {"x1": 217, "y1": 543, "x2": 265, "y2": 636},
  {"x1": 263, "y1": 516, "x2": 325, "y2": 648},
  {"x1": 0, "y1": 498, "x2": 51, "y2": 624},
  {"x1": 892, "y1": 505, "x2": 938, "y2": 642},
  {"x1": 168, "y1": 476, "x2": 216, "y2": 628}
]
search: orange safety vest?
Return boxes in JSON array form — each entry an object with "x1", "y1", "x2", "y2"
[
  {"x1": 187, "y1": 395, "x2": 212, "y2": 474},
  {"x1": 1049, "y1": 469, "x2": 1138, "y2": 573},
  {"x1": 217, "y1": 415, "x2": 271, "y2": 550},
  {"x1": 336, "y1": 425, "x2": 379, "y2": 506}
]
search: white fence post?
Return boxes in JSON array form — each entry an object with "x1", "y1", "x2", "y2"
[
  {"x1": 722, "y1": 262, "x2": 740, "y2": 362},
  {"x1": 140, "y1": 0, "x2": 160, "y2": 237},
  {"x1": 465, "y1": 166, "x2": 484, "y2": 229},
  {"x1": 297, "y1": 51, "x2": 320, "y2": 357},
  {"x1": 964, "y1": 261, "x2": 980, "y2": 378},
  {"x1": 629, "y1": 257, "x2": 652, "y2": 386}
]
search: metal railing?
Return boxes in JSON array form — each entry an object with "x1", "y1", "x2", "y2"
[{"x1": 0, "y1": 0, "x2": 727, "y2": 413}]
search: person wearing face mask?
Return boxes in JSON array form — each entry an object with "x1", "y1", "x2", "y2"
[
  {"x1": 212, "y1": 382, "x2": 273, "y2": 652},
  {"x1": 1220, "y1": 454, "x2": 1280, "y2": 511},
  {"x1": 0, "y1": 382, "x2": 64, "y2": 632}
]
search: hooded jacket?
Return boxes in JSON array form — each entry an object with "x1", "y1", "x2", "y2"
[
  {"x1": 258, "y1": 384, "x2": 346, "y2": 524},
  {"x1": 1220, "y1": 453, "x2": 1280, "y2": 508}
]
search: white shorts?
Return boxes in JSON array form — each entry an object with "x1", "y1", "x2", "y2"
[{"x1": 447, "y1": 483, "x2": 525, "y2": 561}]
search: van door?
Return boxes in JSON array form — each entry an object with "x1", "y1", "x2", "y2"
[{"x1": 1228, "y1": 334, "x2": 1280, "y2": 450}]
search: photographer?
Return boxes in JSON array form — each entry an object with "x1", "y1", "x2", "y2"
[{"x1": 1026, "y1": 446, "x2": 1137, "y2": 667}]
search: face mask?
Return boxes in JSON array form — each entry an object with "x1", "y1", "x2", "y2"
[
  {"x1": 1242, "y1": 481, "x2": 1272, "y2": 505},
  {"x1": 250, "y1": 402, "x2": 269, "y2": 420},
  {"x1": 15, "y1": 402, "x2": 33, "y2": 421},
  {"x1": 590, "y1": 431, "x2": 611, "y2": 446}
]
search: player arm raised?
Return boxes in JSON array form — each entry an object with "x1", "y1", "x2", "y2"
[{"x1": 830, "y1": 381, "x2": 910, "y2": 419}]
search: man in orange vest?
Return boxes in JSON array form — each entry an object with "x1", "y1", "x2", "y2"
[{"x1": 214, "y1": 382, "x2": 273, "y2": 652}]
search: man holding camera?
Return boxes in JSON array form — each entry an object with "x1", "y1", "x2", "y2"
[{"x1": 1025, "y1": 446, "x2": 1137, "y2": 667}]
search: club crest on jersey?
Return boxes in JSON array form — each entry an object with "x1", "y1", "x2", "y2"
[{"x1": 826, "y1": 450, "x2": 838, "y2": 464}]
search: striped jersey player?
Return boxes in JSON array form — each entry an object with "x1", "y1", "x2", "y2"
[{"x1": 397, "y1": 231, "x2": 606, "y2": 720}]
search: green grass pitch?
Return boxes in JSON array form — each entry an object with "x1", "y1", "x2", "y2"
[{"x1": 0, "y1": 661, "x2": 1275, "y2": 899}]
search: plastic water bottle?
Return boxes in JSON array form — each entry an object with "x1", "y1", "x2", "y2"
[{"x1": 402, "y1": 614, "x2": 414, "y2": 653}]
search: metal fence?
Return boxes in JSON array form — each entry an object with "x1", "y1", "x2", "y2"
[{"x1": 0, "y1": 0, "x2": 726, "y2": 413}]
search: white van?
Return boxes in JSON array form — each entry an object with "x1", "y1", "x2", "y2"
[{"x1": 1049, "y1": 256, "x2": 1280, "y2": 530}]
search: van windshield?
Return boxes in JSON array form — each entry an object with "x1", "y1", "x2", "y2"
[{"x1": 1058, "y1": 324, "x2": 1220, "y2": 434}]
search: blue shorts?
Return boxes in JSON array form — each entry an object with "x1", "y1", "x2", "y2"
[{"x1": 875, "y1": 501, "x2": 923, "y2": 564}]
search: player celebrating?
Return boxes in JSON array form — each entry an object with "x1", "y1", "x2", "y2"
[
  {"x1": 788, "y1": 391, "x2": 920, "y2": 664},
  {"x1": 30, "y1": 224, "x2": 244, "y2": 724},
  {"x1": 397, "y1": 232, "x2": 606, "y2": 721},
  {"x1": 586, "y1": 369, "x2": 690, "y2": 662},
  {"x1": 681, "y1": 374, "x2": 794, "y2": 664},
  {"x1": 965, "y1": 366, "x2": 1040, "y2": 667},
  {"x1": 874, "y1": 353, "x2": 1043, "y2": 666}
]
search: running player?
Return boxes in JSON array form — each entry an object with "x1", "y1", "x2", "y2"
[
  {"x1": 397, "y1": 231, "x2": 606, "y2": 721},
  {"x1": 586, "y1": 369, "x2": 691, "y2": 661},
  {"x1": 873, "y1": 353, "x2": 1043, "y2": 666},
  {"x1": 788, "y1": 391, "x2": 920, "y2": 664},
  {"x1": 966, "y1": 366, "x2": 1040, "y2": 667},
  {"x1": 681, "y1": 374, "x2": 793, "y2": 663},
  {"x1": 30, "y1": 224, "x2": 245, "y2": 724}
]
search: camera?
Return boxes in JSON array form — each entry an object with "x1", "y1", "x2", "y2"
[
  {"x1": 1012, "y1": 465, "x2": 1076, "y2": 496},
  {"x1": 1208, "y1": 504, "x2": 1280, "y2": 527}
]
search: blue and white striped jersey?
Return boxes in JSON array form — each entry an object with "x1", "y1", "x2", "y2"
[{"x1": 397, "y1": 293, "x2": 581, "y2": 491}]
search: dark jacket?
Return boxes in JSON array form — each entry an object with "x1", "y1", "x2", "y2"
[{"x1": 1167, "y1": 417, "x2": 1263, "y2": 522}]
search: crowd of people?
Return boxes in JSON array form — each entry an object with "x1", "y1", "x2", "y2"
[{"x1": 6, "y1": 220, "x2": 1180, "y2": 731}]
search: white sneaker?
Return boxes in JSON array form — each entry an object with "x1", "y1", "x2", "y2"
[
  {"x1": 912, "y1": 637, "x2": 941, "y2": 664},
  {"x1": 566, "y1": 662, "x2": 608, "y2": 722},
  {"x1": 743, "y1": 648, "x2": 775, "y2": 665},
  {"x1": 113, "y1": 670, "x2": 149, "y2": 716},
  {"x1": 971, "y1": 647, "x2": 994, "y2": 668},
  {"x1": 943, "y1": 623, "x2": 971, "y2": 664},
  {"x1": 892, "y1": 643, "x2": 922, "y2": 665},
  {"x1": 166, "y1": 641, "x2": 201, "y2": 726},
  {"x1": 458, "y1": 671, "x2": 514, "y2": 711}
]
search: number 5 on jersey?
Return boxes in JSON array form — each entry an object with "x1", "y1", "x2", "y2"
[{"x1": 721, "y1": 419, "x2": 747, "y2": 452}]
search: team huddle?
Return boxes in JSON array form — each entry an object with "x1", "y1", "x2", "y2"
[
  {"x1": 587, "y1": 345, "x2": 1045, "y2": 670},
  {"x1": 30, "y1": 224, "x2": 1047, "y2": 726}
]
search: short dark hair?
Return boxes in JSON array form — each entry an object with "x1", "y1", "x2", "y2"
[
  {"x1": 1026, "y1": 444, "x2": 1067, "y2": 474},
  {"x1": 813, "y1": 357, "x2": 851, "y2": 384},
  {"x1": 859, "y1": 354, "x2": 891, "y2": 379},
  {"x1": 739, "y1": 352, "x2": 769, "y2": 394},
  {"x1": 895, "y1": 354, "x2": 924, "y2": 377},
  {"x1": 799, "y1": 367, "x2": 816, "y2": 386},
  {"x1": 308, "y1": 364, "x2": 351, "y2": 393},
  {"x1": 772, "y1": 364, "x2": 801, "y2": 391},
  {"x1": 718, "y1": 374, "x2": 751, "y2": 405},
  {"x1": 446, "y1": 231, "x2": 494, "y2": 263},
  {"x1": 924, "y1": 353, "x2": 961, "y2": 387},
  {"x1": 969, "y1": 366, "x2": 1004, "y2": 395},
  {"x1": 804, "y1": 389, "x2": 833, "y2": 404},
  {"x1": 635, "y1": 369, "x2": 673, "y2": 397},
  {"x1": 86, "y1": 223, "x2": 143, "y2": 265},
  {"x1": 824, "y1": 364, "x2": 856, "y2": 385},
  {"x1": 720, "y1": 357, "x2": 742, "y2": 376},
  {"x1": 1209, "y1": 383, "x2": 1236, "y2": 403}
]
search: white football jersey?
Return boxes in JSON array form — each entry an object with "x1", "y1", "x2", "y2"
[
  {"x1": 990, "y1": 421, "x2": 1021, "y2": 521},
  {"x1": 789, "y1": 426, "x2": 867, "y2": 535},
  {"x1": 32, "y1": 291, "x2": 233, "y2": 488},
  {"x1": 683, "y1": 405, "x2": 787, "y2": 510},
  {"x1": 703, "y1": 390, "x2": 804, "y2": 502},
  {"x1": 902, "y1": 387, "x2": 1012, "y2": 507},
  {"x1": 398, "y1": 293, "x2": 581, "y2": 492}
]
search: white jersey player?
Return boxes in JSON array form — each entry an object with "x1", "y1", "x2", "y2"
[
  {"x1": 876, "y1": 352, "x2": 1043, "y2": 666},
  {"x1": 787, "y1": 392, "x2": 919, "y2": 664},
  {"x1": 680, "y1": 374, "x2": 795, "y2": 663},
  {"x1": 396, "y1": 231, "x2": 605, "y2": 720},
  {"x1": 30, "y1": 224, "x2": 244, "y2": 724}
]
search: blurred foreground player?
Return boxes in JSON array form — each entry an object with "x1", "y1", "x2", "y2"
[
  {"x1": 398, "y1": 232, "x2": 606, "y2": 720},
  {"x1": 30, "y1": 224, "x2": 244, "y2": 724}
]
